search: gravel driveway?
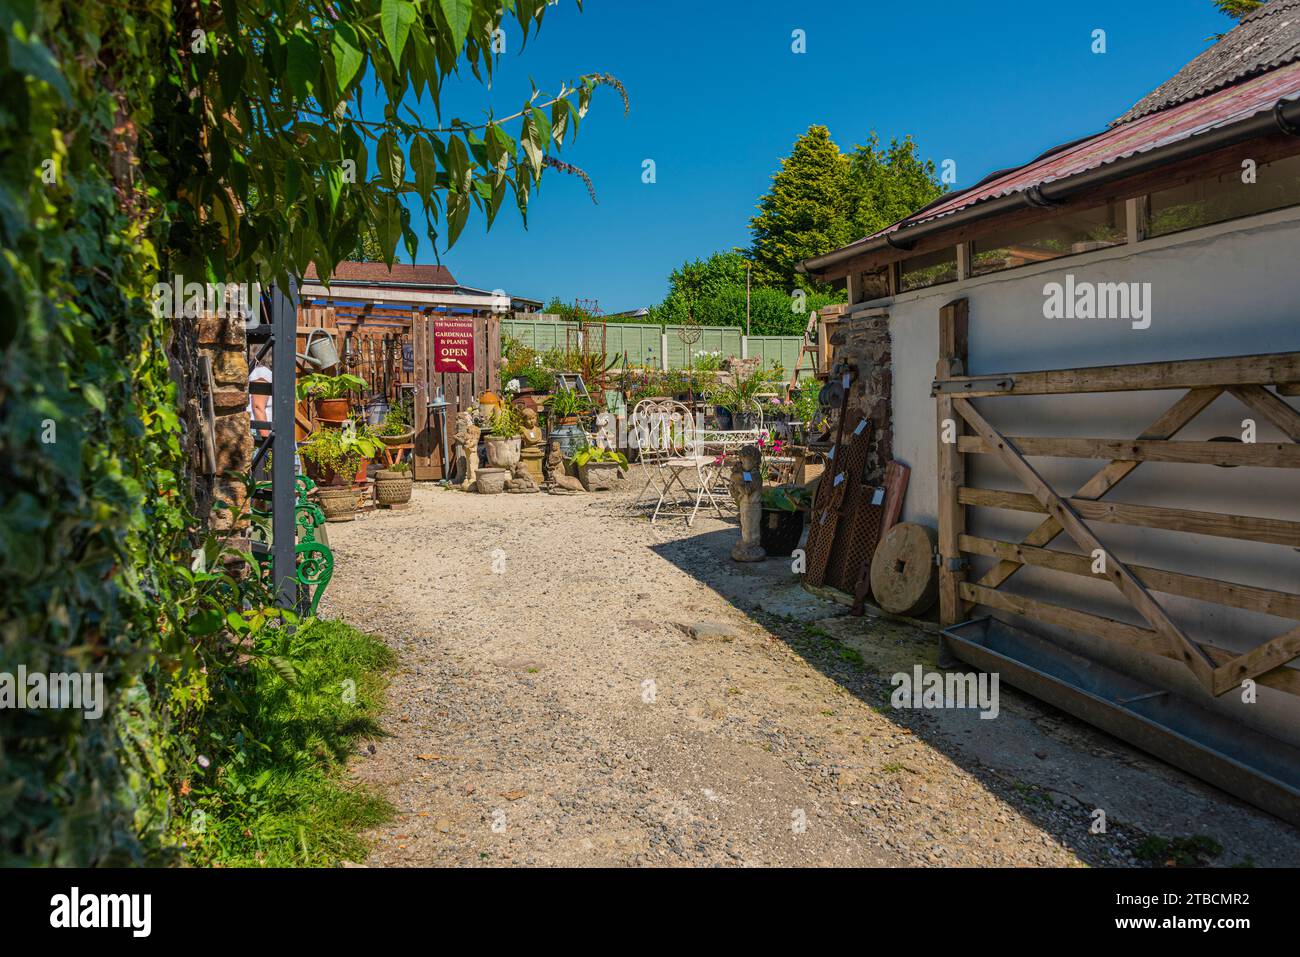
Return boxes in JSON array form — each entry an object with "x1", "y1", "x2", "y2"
[{"x1": 324, "y1": 481, "x2": 1300, "y2": 867}]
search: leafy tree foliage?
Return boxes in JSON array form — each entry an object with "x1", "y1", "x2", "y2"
[
  {"x1": 748, "y1": 125, "x2": 944, "y2": 291},
  {"x1": 748, "y1": 125, "x2": 857, "y2": 291},
  {"x1": 848, "y1": 134, "x2": 946, "y2": 240},
  {"x1": 1213, "y1": 0, "x2": 1262, "y2": 19}
]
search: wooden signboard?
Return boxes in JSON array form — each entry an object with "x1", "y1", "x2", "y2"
[{"x1": 434, "y1": 317, "x2": 475, "y2": 374}]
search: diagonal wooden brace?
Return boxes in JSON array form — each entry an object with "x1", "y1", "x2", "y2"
[
  {"x1": 952, "y1": 397, "x2": 1219, "y2": 693},
  {"x1": 971, "y1": 387, "x2": 1222, "y2": 599}
]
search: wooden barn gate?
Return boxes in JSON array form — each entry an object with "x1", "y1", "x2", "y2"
[
  {"x1": 933, "y1": 298, "x2": 1300, "y2": 701},
  {"x1": 411, "y1": 313, "x2": 501, "y2": 480}
]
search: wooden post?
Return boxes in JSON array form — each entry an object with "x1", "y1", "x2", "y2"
[
  {"x1": 412, "y1": 313, "x2": 435, "y2": 480},
  {"x1": 936, "y1": 298, "x2": 969, "y2": 629}
]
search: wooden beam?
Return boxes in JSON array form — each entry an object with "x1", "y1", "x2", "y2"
[
  {"x1": 936, "y1": 299, "x2": 969, "y2": 626},
  {"x1": 1212, "y1": 623, "x2": 1300, "y2": 695},
  {"x1": 958, "y1": 486, "x2": 1300, "y2": 548},
  {"x1": 955, "y1": 435, "x2": 1300, "y2": 468},
  {"x1": 959, "y1": 535, "x2": 1300, "y2": 620},
  {"x1": 960, "y1": 582, "x2": 1300, "y2": 697},
  {"x1": 1228, "y1": 385, "x2": 1300, "y2": 442},
  {"x1": 939, "y1": 352, "x2": 1300, "y2": 398},
  {"x1": 972, "y1": 388, "x2": 1221, "y2": 593},
  {"x1": 952, "y1": 396, "x2": 1218, "y2": 689}
]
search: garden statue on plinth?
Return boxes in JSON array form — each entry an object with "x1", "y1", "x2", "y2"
[
  {"x1": 452, "y1": 410, "x2": 481, "y2": 490},
  {"x1": 544, "y1": 439, "x2": 585, "y2": 493},
  {"x1": 728, "y1": 444, "x2": 766, "y2": 562},
  {"x1": 518, "y1": 405, "x2": 545, "y2": 484}
]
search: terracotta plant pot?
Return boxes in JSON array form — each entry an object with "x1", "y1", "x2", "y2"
[
  {"x1": 353, "y1": 457, "x2": 372, "y2": 484},
  {"x1": 484, "y1": 435, "x2": 521, "y2": 469},
  {"x1": 578, "y1": 461, "x2": 623, "y2": 492},
  {"x1": 374, "y1": 469, "x2": 413, "y2": 507},
  {"x1": 476, "y1": 467, "x2": 508, "y2": 494},
  {"x1": 315, "y1": 397, "x2": 350, "y2": 421},
  {"x1": 317, "y1": 486, "x2": 358, "y2": 522}
]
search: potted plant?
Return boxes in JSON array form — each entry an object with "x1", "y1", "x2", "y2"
[
  {"x1": 546, "y1": 388, "x2": 588, "y2": 425},
  {"x1": 299, "y1": 423, "x2": 383, "y2": 488},
  {"x1": 759, "y1": 484, "x2": 811, "y2": 557},
  {"x1": 571, "y1": 446, "x2": 628, "y2": 491},
  {"x1": 710, "y1": 369, "x2": 769, "y2": 430},
  {"x1": 484, "y1": 403, "x2": 523, "y2": 469},
  {"x1": 376, "y1": 403, "x2": 415, "y2": 446},
  {"x1": 374, "y1": 460, "x2": 414, "y2": 508},
  {"x1": 297, "y1": 372, "x2": 367, "y2": 421}
]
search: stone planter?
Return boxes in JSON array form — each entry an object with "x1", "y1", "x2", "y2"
[
  {"x1": 578, "y1": 461, "x2": 623, "y2": 492},
  {"x1": 317, "y1": 486, "x2": 358, "y2": 522},
  {"x1": 374, "y1": 469, "x2": 413, "y2": 507},
  {"x1": 380, "y1": 429, "x2": 415, "y2": 447},
  {"x1": 484, "y1": 435, "x2": 521, "y2": 469},
  {"x1": 476, "y1": 467, "x2": 509, "y2": 495}
]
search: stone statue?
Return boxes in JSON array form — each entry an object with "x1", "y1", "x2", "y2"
[
  {"x1": 518, "y1": 405, "x2": 545, "y2": 484},
  {"x1": 452, "y1": 410, "x2": 481, "y2": 490},
  {"x1": 728, "y1": 444, "x2": 766, "y2": 562},
  {"x1": 504, "y1": 461, "x2": 540, "y2": 493},
  {"x1": 544, "y1": 439, "x2": 585, "y2": 493},
  {"x1": 592, "y1": 411, "x2": 616, "y2": 450}
]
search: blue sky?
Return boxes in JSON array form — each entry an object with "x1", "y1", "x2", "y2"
[{"x1": 415, "y1": 0, "x2": 1237, "y2": 312}]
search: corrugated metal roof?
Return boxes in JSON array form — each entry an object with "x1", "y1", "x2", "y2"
[
  {"x1": 1114, "y1": 0, "x2": 1300, "y2": 125},
  {"x1": 849, "y1": 59, "x2": 1300, "y2": 246}
]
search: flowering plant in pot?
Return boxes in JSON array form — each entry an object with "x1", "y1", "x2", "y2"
[
  {"x1": 484, "y1": 403, "x2": 523, "y2": 469},
  {"x1": 571, "y1": 446, "x2": 628, "y2": 491},
  {"x1": 296, "y1": 372, "x2": 367, "y2": 421},
  {"x1": 299, "y1": 423, "x2": 383, "y2": 487}
]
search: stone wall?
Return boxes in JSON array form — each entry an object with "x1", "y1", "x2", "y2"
[
  {"x1": 822, "y1": 305, "x2": 892, "y2": 485},
  {"x1": 171, "y1": 314, "x2": 253, "y2": 533}
]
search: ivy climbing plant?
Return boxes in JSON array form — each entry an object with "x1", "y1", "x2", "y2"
[{"x1": 0, "y1": 0, "x2": 619, "y2": 865}]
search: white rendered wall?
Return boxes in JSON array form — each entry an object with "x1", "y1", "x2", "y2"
[{"x1": 873, "y1": 206, "x2": 1300, "y2": 742}]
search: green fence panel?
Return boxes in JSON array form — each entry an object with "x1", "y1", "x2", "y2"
[{"x1": 504, "y1": 318, "x2": 804, "y2": 375}]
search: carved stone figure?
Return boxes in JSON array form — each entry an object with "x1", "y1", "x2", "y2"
[
  {"x1": 728, "y1": 444, "x2": 766, "y2": 562},
  {"x1": 544, "y1": 439, "x2": 585, "y2": 493},
  {"x1": 592, "y1": 411, "x2": 616, "y2": 450},
  {"x1": 452, "y1": 410, "x2": 481, "y2": 490},
  {"x1": 518, "y1": 405, "x2": 545, "y2": 483},
  {"x1": 504, "y1": 461, "x2": 540, "y2": 493}
]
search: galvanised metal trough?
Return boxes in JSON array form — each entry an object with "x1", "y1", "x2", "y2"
[{"x1": 940, "y1": 616, "x2": 1300, "y2": 827}]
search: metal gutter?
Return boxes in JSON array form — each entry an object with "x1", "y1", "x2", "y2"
[{"x1": 800, "y1": 96, "x2": 1300, "y2": 277}]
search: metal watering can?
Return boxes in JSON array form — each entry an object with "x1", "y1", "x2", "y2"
[{"x1": 297, "y1": 329, "x2": 340, "y2": 370}]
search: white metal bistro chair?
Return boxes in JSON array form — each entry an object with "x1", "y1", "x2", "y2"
[{"x1": 628, "y1": 398, "x2": 724, "y2": 525}]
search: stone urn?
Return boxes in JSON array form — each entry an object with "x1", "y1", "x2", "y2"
[
  {"x1": 374, "y1": 469, "x2": 413, "y2": 507},
  {"x1": 317, "y1": 486, "x2": 358, "y2": 522},
  {"x1": 484, "y1": 435, "x2": 521, "y2": 469},
  {"x1": 578, "y1": 461, "x2": 623, "y2": 492},
  {"x1": 476, "y1": 467, "x2": 509, "y2": 494}
]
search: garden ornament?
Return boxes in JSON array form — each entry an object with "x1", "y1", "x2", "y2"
[{"x1": 728, "y1": 444, "x2": 766, "y2": 562}]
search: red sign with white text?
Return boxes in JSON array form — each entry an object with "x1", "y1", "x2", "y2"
[{"x1": 433, "y1": 318, "x2": 475, "y2": 374}]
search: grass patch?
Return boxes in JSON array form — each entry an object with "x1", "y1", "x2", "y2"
[
  {"x1": 1134, "y1": 834, "x2": 1223, "y2": 868},
  {"x1": 182, "y1": 619, "x2": 395, "y2": 867}
]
